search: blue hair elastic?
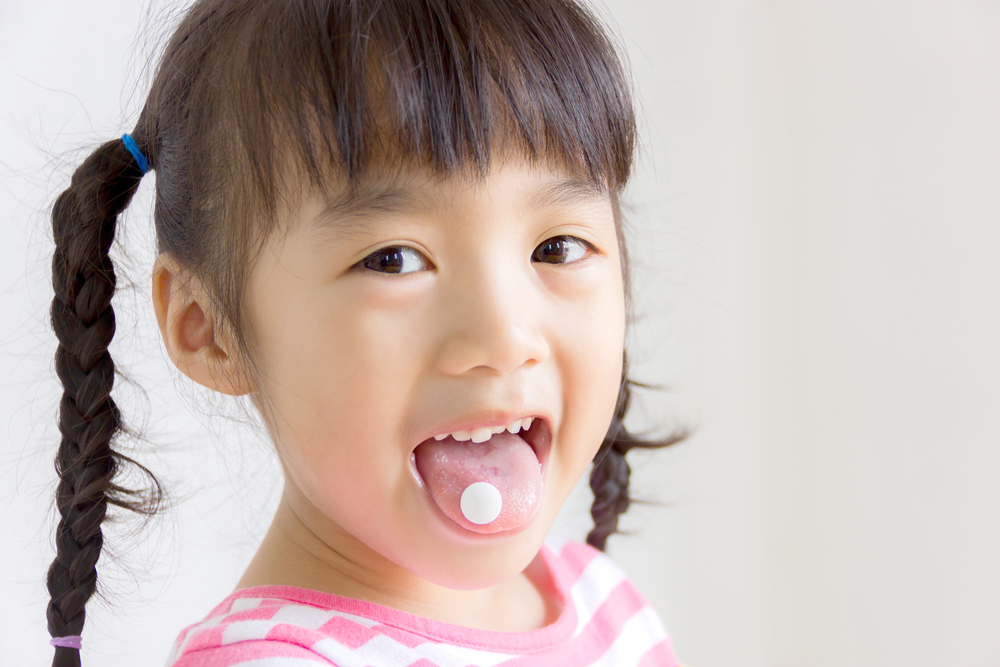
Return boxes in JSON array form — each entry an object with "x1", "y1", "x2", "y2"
[{"x1": 121, "y1": 133, "x2": 150, "y2": 174}]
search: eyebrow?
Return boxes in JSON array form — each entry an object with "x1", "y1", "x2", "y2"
[
  {"x1": 308, "y1": 186, "x2": 442, "y2": 240},
  {"x1": 524, "y1": 177, "x2": 609, "y2": 210},
  {"x1": 308, "y1": 176, "x2": 609, "y2": 241}
]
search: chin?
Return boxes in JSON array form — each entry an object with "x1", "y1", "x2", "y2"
[{"x1": 386, "y1": 516, "x2": 553, "y2": 591}]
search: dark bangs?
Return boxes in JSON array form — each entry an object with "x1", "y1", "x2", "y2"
[{"x1": 246, "y1": 0, "x2": 636, "y2": 191}]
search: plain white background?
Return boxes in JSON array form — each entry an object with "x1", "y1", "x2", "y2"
[{"x1": 3, "y1": 1, "x2": 999, "y2": 665}]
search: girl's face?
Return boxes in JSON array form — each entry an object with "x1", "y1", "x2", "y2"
[{"x1": 249, "y1": 158, "x2": 625, "y2": 589}]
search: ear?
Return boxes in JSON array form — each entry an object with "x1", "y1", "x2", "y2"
[{"x1": 152, "y1": 254, "x2": 254, "y2": 395}]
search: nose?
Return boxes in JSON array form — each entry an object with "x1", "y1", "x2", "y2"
[{"x1": 433, "y1": 256, "x2": 550, "y2": 377}]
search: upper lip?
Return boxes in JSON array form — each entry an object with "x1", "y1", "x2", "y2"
[
  {"x1": 414, "y1": 410, "x2": 552, "y2": 448},
  {"x1": 414, "y1": 408, "x2": 554, "y2": 447}
]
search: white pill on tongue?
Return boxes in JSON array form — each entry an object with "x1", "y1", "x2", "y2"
[
  {"x1": 460, "y1": 481, "x2": 503, "y2": 524},
  {"x1": 413, "y1": 429, "x2": 542, "y2": 533}
]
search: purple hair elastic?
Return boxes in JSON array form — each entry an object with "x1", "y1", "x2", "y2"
[{"x1": 50, "y1": 635, "x2": 83, "y2": 650}]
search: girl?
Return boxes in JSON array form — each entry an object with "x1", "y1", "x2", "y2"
[{"x1": 45, "y1": 0, "x2": 686, "y2": 665}]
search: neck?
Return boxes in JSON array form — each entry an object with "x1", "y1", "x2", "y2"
[{"x1": 236, "y1": 486, "x2": 558, "y2": 632}]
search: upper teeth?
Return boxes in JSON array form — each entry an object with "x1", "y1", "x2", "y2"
[{"x1": 434, "y1": 417, "x2": 535, "y2": 443}]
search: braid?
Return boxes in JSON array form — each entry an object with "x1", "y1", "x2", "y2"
[
  {"x1": 586, "y1": 368, "x2": 688, "y2": 552},
  {"x1": 46, "y1": 137, "x2": 161, "y2": 667}
]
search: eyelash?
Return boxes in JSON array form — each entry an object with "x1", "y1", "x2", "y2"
[{"x1": 357, "y1": 235, "x2": 596, "y2": 275}]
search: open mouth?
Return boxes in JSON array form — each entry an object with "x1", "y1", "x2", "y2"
[{"x1": 412, "y1": 417, "x2": 551, "y2": 534}]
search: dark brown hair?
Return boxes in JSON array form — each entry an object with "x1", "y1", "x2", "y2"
[{"x1": 46, "y1": 1, "x2": 685, "y2": 664}]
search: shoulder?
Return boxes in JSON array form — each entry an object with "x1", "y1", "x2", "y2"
[
  {"x1": 543, "y1": 536, "x2": 682, "y2": 667},
  {"x1": 168, "y1": 639, "x2": 330, "y2": 666},
  {"x1": 165, "y1": 591, "x2": 353, "y2": 667},
  {"x1": 543, "y1": 535, "x2": 637, "y2": 597},
  {"x1": 166, "y1": 585, "x2": 518, "y2": 667}
]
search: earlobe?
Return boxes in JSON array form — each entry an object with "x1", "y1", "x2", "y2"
[{"x1": 152, "y1": 254, "x2": 254, "y2": 396}]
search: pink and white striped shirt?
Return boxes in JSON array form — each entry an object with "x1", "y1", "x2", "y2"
[{"x1": 165, "y1": 537, "x2": 678, "y2": 666}]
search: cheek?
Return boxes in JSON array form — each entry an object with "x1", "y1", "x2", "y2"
[
  {"x1": 257, "y1": 277, "x2": 423, "y2": 412},
  {"x1": 549, "y1": 262, "x2": 627, "y2": 487},
  {"x1": 564, "y1": 306, "x2": 625, "y2": 436},
  {"x1": 556, "y1": 258, "x2": 627, "y2": 378},
  {"x1": 249, "y1": 279, "x2": 425, "y2": 488}
]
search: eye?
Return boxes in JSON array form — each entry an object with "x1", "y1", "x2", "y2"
[
  {"x1": 359, "y1": 245, "x2": 430, "y2": 274},
  {"x1": 531, "y1": 236, "x2": 593, "y2": 265}
]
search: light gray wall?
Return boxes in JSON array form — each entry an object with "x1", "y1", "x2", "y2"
[{"x1": 2, "y1": 1, "x2": 998, "y2": 665}]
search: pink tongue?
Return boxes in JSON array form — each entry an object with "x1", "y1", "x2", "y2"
[{"x1": 414, "y1": 431, "x2": 541, "y2": 533}]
